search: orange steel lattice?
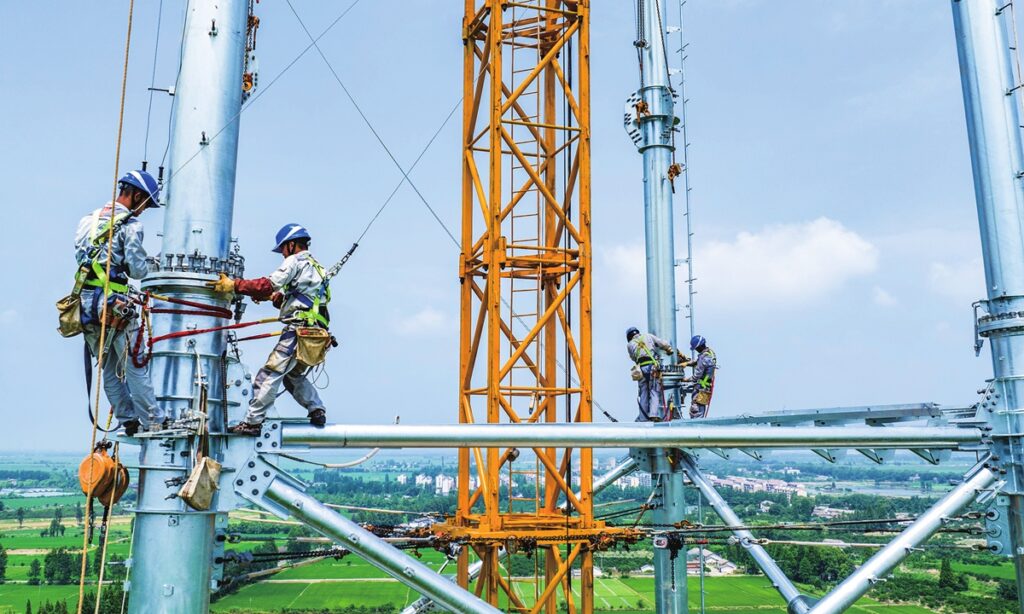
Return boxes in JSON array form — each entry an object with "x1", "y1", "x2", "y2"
[{"x1": 438, "y1": 1, "x2": 628, "y2": 612}]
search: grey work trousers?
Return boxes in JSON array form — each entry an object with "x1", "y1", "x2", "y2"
[
  {"x1": 635, "y1": 365, "x2": 667, "y2": 422},
  {"x1": 244, "y1": 328, "x2": 326, "y2": 424},
  {"x1": 84, "y1": 323, "x2": 163, "y2": 428}
]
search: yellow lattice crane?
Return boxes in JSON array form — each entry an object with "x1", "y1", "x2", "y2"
[{"x1": 432, "y1": 2, "x2": 635, "y2": 612}]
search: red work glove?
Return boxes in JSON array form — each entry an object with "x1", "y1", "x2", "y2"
[{"x1": 271, "y1": 292, "x2": 284, "y2": 309}]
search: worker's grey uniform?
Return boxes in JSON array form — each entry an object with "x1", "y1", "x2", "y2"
[
  {"x1": 627, "y1": 333, "x2": 675, "y2": 422},
  {"x1": 74, "y1": 203, "x2": 163, "y2": 429},
  {"x1": 244, "y1": 251, "x2": 329, "y2": 425},
  {"x1": 685, "y1": 347, "x2": 716, "y2": 419}
]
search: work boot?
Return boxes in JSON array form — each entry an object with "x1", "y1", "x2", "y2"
[
  {"x1": 308, "y1": 409, "x2": 327, "y2": 427},
  {"x1": 228, "y1": 422, "x2": 262, "y2": 436},
  {"x1": 122, "y1": 420, "x2": 141, "y2": 437}
]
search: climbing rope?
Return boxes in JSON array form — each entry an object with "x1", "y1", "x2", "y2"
[
  {"x1": 92, "y1": 442, "x2": 124, "y2": 614},
  {"x1": 77, "y1": 1, "x2": 135, "y2": 611}
]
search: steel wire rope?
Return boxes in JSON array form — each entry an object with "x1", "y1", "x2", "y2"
[
  {"x1": 77, "y1": 2, "x2": 136, "y2": 611},
  {"x1": 286, "y1": 1, "x2": 623, "y2": 424},
  {"x1": 142, "y1": 0, "x2": 165, "y2": 162},
  {"x1": 159, "y1": 2, "x2": 187, "y2": 167},
  {"x1": 162, "y1": 0, "x2": 364, "y2": 181},
  {"x1": 284, "y1": 0, "x2": 457, "y2": 245}
]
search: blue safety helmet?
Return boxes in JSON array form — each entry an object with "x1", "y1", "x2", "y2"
[
  {"x1": 272, "y1": 223, "x2": 312, "y2": 253},
  {"x1": 118, "y1": 170, "x2": 161, "y2": 207},
  {"x1": 626, "y1": 327, "x2": 641, "y2": 342},
  {"x1": 690, "y1": 335, "x2": 707, "y2": 351}
]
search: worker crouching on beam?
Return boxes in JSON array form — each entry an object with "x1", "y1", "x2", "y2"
[
  {"x1": 626, "y1": 327, "x2": 686, "y2": 422},
  {"x1": 207, "y1": 224, "x2": 332, "y2": 435},
  {"x1": 73, "y1": 171, "x2": 166, "y2": 436}
]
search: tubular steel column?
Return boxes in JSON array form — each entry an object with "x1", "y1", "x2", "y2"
[
  {"x1": 625, "y1": 0, "x2": 687, "y2": 611},
  {"x1": 128, "y1": 0, "x2": 250, "y2": 612},
  {"x1": 448, "y1": 1, "x2": 613, "y2": 611},
  {"x1": 952, "y1": 1, "x2": 1024, "y2": 608}
]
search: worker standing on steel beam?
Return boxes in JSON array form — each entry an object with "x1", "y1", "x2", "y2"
[
  {"x1": 208, "y1": 224, "x2": 331, "y2": 435},
  {"x1": 73, "y1": 170, "x2": 165, "y2": 436},
  {"x1": 683, "y1": 335, "x2": 716, "y2": 419},
  {"x1": 626, "y1": 327, "x2": 685, "y2": 422}
]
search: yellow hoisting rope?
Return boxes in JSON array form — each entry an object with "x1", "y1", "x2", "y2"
[{"x1": 77, "y1": 0, "x2": 135, "y2": 611}]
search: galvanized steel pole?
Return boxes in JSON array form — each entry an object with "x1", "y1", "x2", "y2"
[
  {"x1": 128, "y1": 1, "x2": 249, "y2": 612},
  {"x1": 952, "y1": 1, "x2": 1024, "y2": 608},
  {"x1": 679, "y1": 455, "x2": 811, "y2": 614},
  {"x1": 628, "y1": 0, "x2": 686, "y2": 609},
  {"x1": 807, "y1": 460, "x2": 997, "y2": 614}
]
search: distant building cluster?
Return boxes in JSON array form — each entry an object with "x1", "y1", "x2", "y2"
[
  {"x1": 612, "y1": 473, "x2": 653, "y2": 490},
  {"x1": 811, "y1": 505, "x2": 856, "y2": 519},
  {"x1": 706, "y1": 474, "x2": 807, "y2": 498}
]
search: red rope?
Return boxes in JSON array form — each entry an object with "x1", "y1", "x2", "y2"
[
  {"x1": 129, "y1": 292, "x2": 274, "y2": 367},
  {"x1": 148, "y1": 318, "x2": 276, "y2": 345}
]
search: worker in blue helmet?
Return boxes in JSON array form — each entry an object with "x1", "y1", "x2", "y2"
[
  {"x1": 682, "y1": 335, "x2": 716, "y2": 419},
  {"x1": 207, "y1": 223, "x2": 332, "y2": 435},
  {"x1": 626, "y1": 327, "x2": 686, "y2": 422},
  {"x1": 72, "y1": 170, "x2": 164, "y2": 436}
]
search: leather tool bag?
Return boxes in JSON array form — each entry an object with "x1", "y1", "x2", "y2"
[
  {"x1": 296, "y1": 326, "x2": 331, "y2": 368},
  {"x1": 179, "y1": 455, "x2": 222, "y2": 511},
  {"x1": 57, "y1": 294, "x2": 84, "y2": 338}
]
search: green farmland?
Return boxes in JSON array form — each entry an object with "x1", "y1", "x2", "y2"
[{"x1": 211, "y1": 573, "x2": 937, "y2": 613}]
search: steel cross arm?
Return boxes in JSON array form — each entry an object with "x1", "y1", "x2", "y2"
[
  {"x1": 264, "y1": 421, "x2": 984, "y2": 450},
  {"x1": 806, "y1": 457, "x2": 998, "y2": 613},
  {"x1": 679, "y1": 453, "x2": 813, "y2": 614},
  {"x1": 234, "y1": 455, "x2": 501, "y2": 614},
  {"x1": 692, "y1": 403, "x2": 956, "y2": 427}
]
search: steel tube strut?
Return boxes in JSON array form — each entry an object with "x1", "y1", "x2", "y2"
[
  {"x1": 275, "y1": 422, "x2": 980, "y2": 450},
  {"x1": 238, "y1": 458, "x2": 500, "y2": 614},
  {"x1": 808, "y1": 459, "x2": 997, "y2": 614},
  {"x1": 594, "y1": 457, "x2": 640, "y2": 492},
  {"x1": 679, "y1": 455, "x2": 811, "y2": 614}
]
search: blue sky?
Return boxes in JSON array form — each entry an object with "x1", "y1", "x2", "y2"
[{"x1": 0, "y1": 1, "x2": 992, "y2": 452}]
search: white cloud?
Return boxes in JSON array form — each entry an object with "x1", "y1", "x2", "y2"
[
  {"x1": 603, "y1": 243, "x2": 646, "y2": 295},
  {"x1": 872, "y1": 286, "x2": 897, "y2": 307},
  {"x1": 928, "y1": 259, "x2": 985, "y2": 304},
  {"x1": 697, "y1": 218, "x2": 878, "y2": 307},
  {"x1": 393, "y1": 307, "x2": 452, "y2": 337}
]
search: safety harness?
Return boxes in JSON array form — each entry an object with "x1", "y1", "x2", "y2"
[
  {"x1": 77, "y1": 208, "x2": 132, "y2": 296},
  {"x1": 286, "y1": 254, "x2": 331, "y2": 328},
  {"x1": 634, "y1": 338, "x2": 660, "y2": 368},
  {"x1": 694, "y1": 348, "x2": 717, "y2": 392}
]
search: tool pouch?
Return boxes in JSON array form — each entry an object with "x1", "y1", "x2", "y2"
[
  {"x1": 295, "y1": 326, "x2": 331, "y2": 368},
  {"x1": 694, "y1": 390, "x2": 712, "y2": 405},
  {"x1": 179, "y1": 455, "x2": 222, "y2": 511},
  {"x1": 630, "y1": 364, "x2": 644, "y2": 381},
  {"x1": 104, "y1": 295, "x2": 135, "y2": 331},
  {"x1": 57, "y1": 293, "x2": 84, "y2": 338}
]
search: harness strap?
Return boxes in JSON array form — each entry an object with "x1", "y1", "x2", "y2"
[{"x1": 289, "y1": 255, "x2": 331, "y2": 327}]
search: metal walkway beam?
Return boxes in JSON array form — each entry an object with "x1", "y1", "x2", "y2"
[{"x1": 270, "y1": 421, "x2": 982, "y2": 450}]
